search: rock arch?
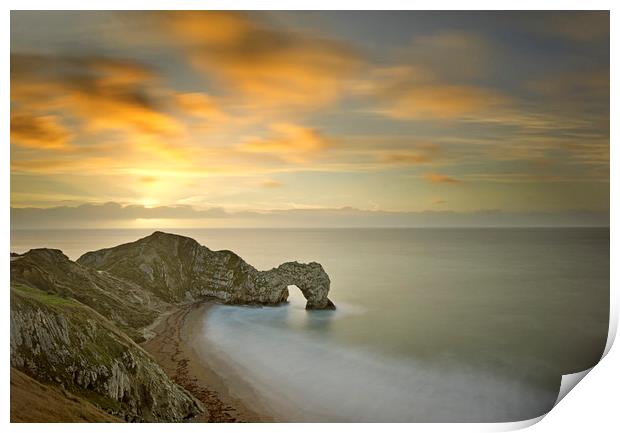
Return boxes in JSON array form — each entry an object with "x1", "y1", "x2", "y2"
[
  {"x1": 274, "y1": 262, "x2": 335, "y2": 310},
  {"x1": 77, "y1": 231, "x2": 336, "y2": 310}
]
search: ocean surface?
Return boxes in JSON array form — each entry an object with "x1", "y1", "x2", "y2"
[{"x1": 11, "y1": 228, "x2": 610, "y2": 422}]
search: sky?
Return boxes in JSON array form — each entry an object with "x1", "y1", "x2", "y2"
[{"x1": 10, "y1": 11, "x2": 610, "y2": 228}]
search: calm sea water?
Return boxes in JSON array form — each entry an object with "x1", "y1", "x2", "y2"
[{"x1": 10, "y1": 228, "x2": 609, "y2": 422}]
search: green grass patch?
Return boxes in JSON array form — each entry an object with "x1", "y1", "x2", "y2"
[{"x1": 11, "y1": 284, "x2": 80, "y2": 307}]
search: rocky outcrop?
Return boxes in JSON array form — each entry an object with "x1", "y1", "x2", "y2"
[
  {"x1": 273, "y1": 262, "x2": 335, "y2": 310},
  {"x1": 77, "y1": 231, "x2": 335, "y2": 310},
  {"x1": 10, "y1": 231, "x2": 334, "y2": 422},
  {"x1": 10, "y1": 284, "x2": 203, "y2": 422},
  {"x1": 11, "y1": 248, "x2": 167, "y2": 342}
]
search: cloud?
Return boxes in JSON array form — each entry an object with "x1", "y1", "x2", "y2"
[
  {"x1": 260, "y1": 179, "x2": 283, "y2": 188},
  {"x1": 10, "y1": 203, "x2": 609, "y2": 229},
  {"x1": 524, "y1": 70, "x2": 609, "y2": 131},
  {"x1": 11, "y1": 202, "x2": 230, "y2": 225},
  {"x1": 380, "y1": 143, "x2": 441, "y2": 165},
  {"x1": 11, "y1": 53, "x2": 184, "y2": 140},
  {"x1": 366, "y1": 61, "x2": 607, "y2": 175},
  {"x1": 174, "y1": 92, "x2": 226, "y2": 120},
  {"x1": 11, "y1": 111, "x2": 73, "y2": 149},
  {"x1": 9, "y1": 11, "x2": 609, "y2": 217},
  {"x1": 241, "y1": 123, "x2": 333, "y2": 162},
  {"x1": 526, "y1": 70, "x2": 609, "y2": 98},
  {"x1": 10, "y1": 53, "x2": 210, "y2": 174},
  {"x1": 424, "y1": 172, "x2": 463, "y2": 184},
  {"x1": 390, "y1": 84, "x2": 508, "y2": 119},
  {"x1": 362, "y1": 28, "x2": 605, "y2": 136},
  {"x1": 533, "y1": 11, "x2": 609, "y2": 42},
  {"x1": 9, "y1": 48, "x2": 347, "y2": 177},
  {"x1": 407, "y1": 31, "x2": 494, "y2": 80},
  {"x1": 362, "y1": 66, "x2": 510, "y2": 120},
  {"x1": 351, "y1": 33, "x2": 509, "y2": 121},
  {"x1": 139, "y1": 176, "x2": 158, "y2": 183},
  {"x1": 382, "y1": 153, "x2": 432, "y2": 164},
  {"x1": 149, "y1": 11, "x2": 362, "y2": 109}
]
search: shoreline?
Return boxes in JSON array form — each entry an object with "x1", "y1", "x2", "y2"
[{"x1": 140, "y1": 301, "x2": 272, "y2": 422}]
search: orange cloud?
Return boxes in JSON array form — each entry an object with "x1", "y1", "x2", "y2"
[
  {"x1": 11, "y1": 54, "x2": 183, "y2": 139},
  {"x1": 359, "y1": 64, "x2": 511, "y2": 120},
  {"x1": 382, "y1": 83, "x2": 509, "y2": 119},
  {"x1": 242, "y1": 123, "x2": 332, "y2": 163},
  {"x1": 380, "y1": 143, "x2": 441, "y2": 165},
  {"x1": 174, "y1": 92, "x2": 226, "y2": 120},
  {"x1": 10, "y1": 53, "x2": 196, "y2": 174},
  {"x1": 424, "y1": 172, "x2": 463, "y2": 184},
  {"x1": 383, "y1": 153, "x2": 432, "y2": 164},
  {"x1": 139, "y1": 176, "x2": 158, "y2": 183},
  {"x1": 11, "y1": 111, "x2": 73, "y2": 149},
  {"x1": 153, "y1": 11, "x2": 362, "y2": 109},
  {"x1": 11, "y1": 155, "x2": 120, "y2": 174},
  {"x1": 88, "y1": 58, "x2": 155, "y2": 86},
  {"x1": 161, "y1": 11, "x2": 251, "y2": 46},
  {"x1": 260, "y1": 179, "x2": 283, "y2": 188}
]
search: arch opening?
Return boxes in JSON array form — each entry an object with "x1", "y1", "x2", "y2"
[{"x1": 274, "y1": 261, "x2": 336, "y2": 310}]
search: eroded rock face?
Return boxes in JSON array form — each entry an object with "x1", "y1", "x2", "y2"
[
  {"x1": 11, "y1": 248, "x2": 167, "y2": 342},
  {"x1": 10, "y1": 285, "x2": 203, "y2": 422},
  {"x1": 77, "y1": 231, "x2": 335, "y2": 310},
  {"x1": 274, "y1": 262, "x2": 334, "y2": 310},
  {"x1": 10, "y1": 232, "x2": 334, "y2": 422}
]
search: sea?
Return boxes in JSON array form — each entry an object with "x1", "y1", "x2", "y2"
[{"x1": 10, "y1": 227, "x2": 610, "y2": 422}]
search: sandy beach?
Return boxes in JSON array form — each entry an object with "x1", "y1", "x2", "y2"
[{"x1": 141, "y1": 301, "x2": 273, "y2": 422}]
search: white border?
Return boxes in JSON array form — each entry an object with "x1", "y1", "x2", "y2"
[{"x1": 2, "y1": 2, "x2": 616, "y2": 432}]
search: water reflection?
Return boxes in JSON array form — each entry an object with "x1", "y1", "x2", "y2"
[{"x1": 283, "y1": 285, "x2": 336, "y2": 333}]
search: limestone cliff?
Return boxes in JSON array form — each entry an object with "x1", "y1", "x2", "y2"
[
  {"x1": 10, "y1": 231, "x2": 334, "y2": 422},
  {"x1": 10, "y1": 284, "x2": 203, "y2": 422},
  {"x1": 11, "y1": 248, "x2": 167, "y2": 342},
  {"x1": 77, "y1": 231, "x2": 335, "y2": 310},
  {"x1": 273, "y1": 262, "x2": 335, "y2": 309}
]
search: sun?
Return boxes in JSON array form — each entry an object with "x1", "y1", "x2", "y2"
[{"x1": 138, "y1": 198, "x2": 160, "y2": 208}]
